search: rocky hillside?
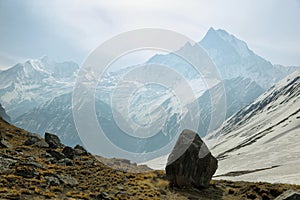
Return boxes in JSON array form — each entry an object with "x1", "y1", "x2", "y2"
[{"x1": 1, "y1": 117, "x2": 300, "y2": 199}]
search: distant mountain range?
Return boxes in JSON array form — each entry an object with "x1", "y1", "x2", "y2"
[
  {"x1": 0, "y1": 56, "x2": 78, "y2": 119},
  {"x1": 0, "y1": 28, "x2": 298, "y2": 157}
]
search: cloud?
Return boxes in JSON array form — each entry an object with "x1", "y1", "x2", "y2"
[{"x1": 0, "y1": 0, "x2": 299, "y2": 68}]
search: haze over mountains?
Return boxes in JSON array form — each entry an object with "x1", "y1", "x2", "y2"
[{"x1": 0, "y1": 28, "x2": 298, "y2": 160}]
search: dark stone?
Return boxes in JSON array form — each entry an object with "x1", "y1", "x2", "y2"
[
  {"x1": 97, "y1": 192, "x2": 111, "y2": 200},
  {"x1": 44, "y1": 132, "x2": 64, "y2": 149},
  {"x1": 166, "y1": 129, "x2": 218, "y2": 188},
  {"x1": 74, "y1": 144, "x2": 88, "y2": 155},
  {"x1": 228, "y1": 189, "x2": 235, "y2": 194},
  {"x1": 247, "y1": 193, "x2": 257, "y2": 199},
  {"x1": 62, "y1": 146, "x2": 75, "y2": 159},
  {"x1": 45, "y1": 176, "x2": 60, "y2": 186},
  {"x1": 15, "y1": 165, "x2": 39, "y2": 178},
  {"x1": 24, "y1": 136, "x2": 40, "y2": 146},
  {"x1": 23, "y1": 157, "x2": 46, "y2": 170},
  {"x1": 46, "y1": 149, "x2": 66, "y2": 160}
]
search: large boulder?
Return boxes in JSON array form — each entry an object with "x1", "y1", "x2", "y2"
[{"x1": 166, "y1": 129, "x2": 218, "y2": 188}]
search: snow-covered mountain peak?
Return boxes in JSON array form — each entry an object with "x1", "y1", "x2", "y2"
[
  {"x1": 0, "y1": 57, "x2": 79, "y2": 119},
  {"x1": 201, "y1": 27, "x2": 252, "y2": 59}
]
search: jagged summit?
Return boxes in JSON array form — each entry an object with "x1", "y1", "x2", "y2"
[{"x1": 201, "y1": 27, "x2": 252, "y2": 58}]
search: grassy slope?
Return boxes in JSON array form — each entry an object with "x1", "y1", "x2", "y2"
[{"x1": 0, "y1": 117, "x2": 299, "y2": 200}]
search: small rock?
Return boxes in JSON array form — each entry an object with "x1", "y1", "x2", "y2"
[
  {"x1": 97, "y1": 192, "x2": 110, "y2": 200},
  {"x1": 15, "y1": 164, "x2": 39, "y2": 178},
  {"x1": 57, "y1": 158, "x2": 74, "y2": 166},
  {"x1": 46, "y1": 149, "x2": 66, "y2": 160},
  {"x1": 275, "y1": 190, "x2": 300, "y2": 200},
  {"x1": 57, "y1": 175, "x2": 78, "y2": 187},
  {"x1": 34, "y1": 140, "x2": 49, "y2": 148},
  {"x1": 74, "y1": 144, "x2": 88, "y2": 155},
  {"x1": 117, "y1": 186, "x2": 125, "y2": 191},
  {"x1": 0, "y1": 132, "x2": 8, "y2": 148},
  {"x1": 24, "y1": 136, "x2": 40, "y2": 146},
  {"x1": 262, "y1": 193, "x2": 271, "y2": 200},
  {"x1": 271, "y1": 188, "x2": 284, "y2": 197},
  {"x1": 45, "y1": 132, "x2": 64, "y2": 149},
  {"x1": 166, "y1": 129, "x2": 218, "y2": 188},
  {"x1": 45, "y1": 176, "x2": 60, "y2": 186},
  {"x1": 0, "y1": 156, "x2": 17, "y2": 172},
  {"x1": 62, "y1": 146, "x2": 75, "y2": 159},
  {"x1": 23, "y1": 157, "x2": 46, "y2": 170},
  {"x1": 228, "y1": 189, "x2": 235, "y2": 194},
  {"x1": 247, "y1": 193, "x2": 257, "y2": 199}
]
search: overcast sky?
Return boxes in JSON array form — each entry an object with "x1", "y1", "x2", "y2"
[{"x1": 0, "y1": 0, "x2": 299, "y2": 69}]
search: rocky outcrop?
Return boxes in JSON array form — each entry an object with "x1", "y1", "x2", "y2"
[
  {"x1": 45, "y1": 132, "x2": 64, "y2": 149},
  {"x1": 166, "y1": 129, "x2": 218, "y2": 188}
]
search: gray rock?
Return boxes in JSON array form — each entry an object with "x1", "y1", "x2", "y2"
[
  {"x1": 34, "y1": 140, "x2": 49, "y2": 148},
  {"x1": 74, "y1": 144, "x2": 88, "y2": 156},
  {"x1": 45, "y1": 176, "x2": 60, "y2": 186},
  {"x1": 0, "y1": 156, "x2": 17, "y2": 172},
  {"x1": 62, "y1": 146, "x2": 75, "y2": 159},
  {"x1": 166, "y1": 129, "x2": 218, "y2": 188},
  {"x1": 46, "y1": 149, "x2": 66, "y2": 160},
  {"x1": 23, "y1": 158, "x2": 46, "y2": 170},
  {"x1": 57, "y1": 175, "x2": 78, "y2": 186},
  {"x1": 24, "y1": 135, "x2": 41, "y2": 146},
  {"x1": 0, "y1": 139, "x2": 11, "y2": 148},
  {"x1": 45, "y1": 132, "x2": 64, "y2": 149},
  {"x1": 57, "y1": 158, "x2": 74, "y2": 166},
  {"x1": 275, "y1": 190, "x2": 300, "y2": 200}
]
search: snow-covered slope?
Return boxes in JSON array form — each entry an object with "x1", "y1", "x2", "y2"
[
  {"x1": 187, "y1": 77, "x2": 264, "y2": 137},
  {"x1": 205, "y1": 69, "x2": 300, "y2": 184},
  {"x1": 0, "y1": 56, "x2": 78, "y2": 119}
]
